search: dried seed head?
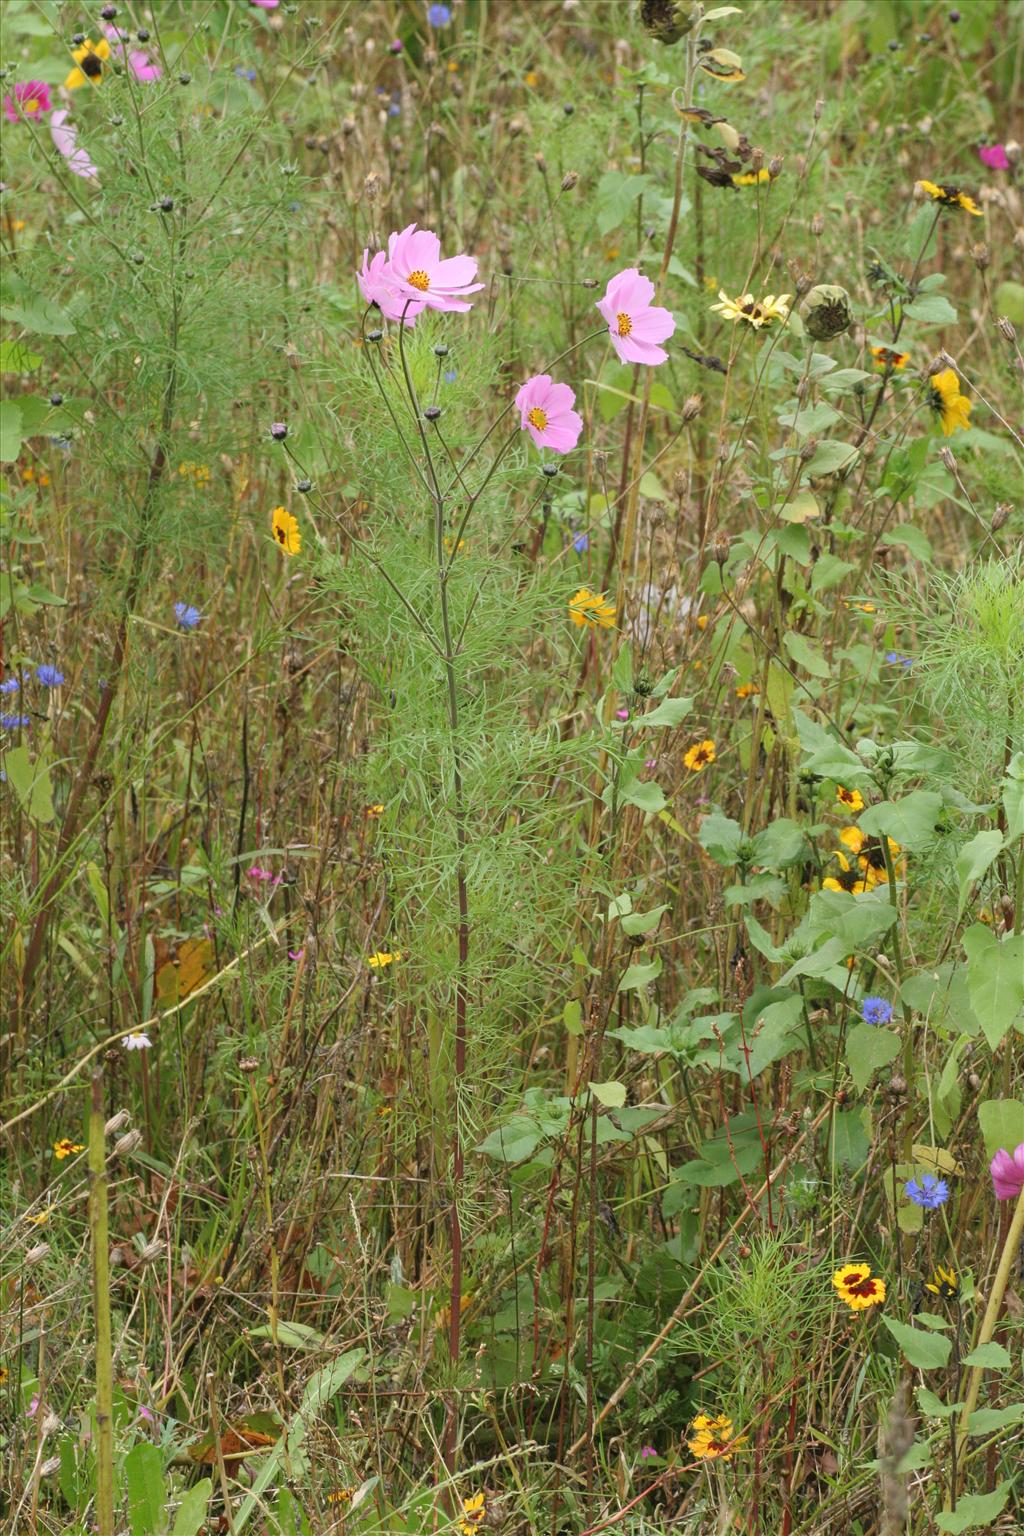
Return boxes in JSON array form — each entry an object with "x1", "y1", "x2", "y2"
[
  {"x1": 560, "y1": 170, "x2": 579, "y2": 192},
  {"x1": 814, "y1": 98, "x2": 825, "y2": 120},
  {"x1": 40, "y1": 1456, "x2": 61, "y2": 1478},
  {"x1": 508, "y1": 115, "x2": 525, "y2": 138},
  {"x1": 939, "y1": 445, "x2": 958, "y2": 473},
  {"x1": 711, "y1": 531, "x2": 732, "y2": 568},
  {"x1": 363, "y1": 170, "x2": 383, "y2": 202},
  {"x1": 803, "y1": 283, "x2": 853, "y2": 341},
  {"x1": 104, "y1": 1109, "x2": 131, "y2": 1136},
  {"x1": 997, "y1": 316, "x2": 1017, "y2": 343},
  {"x1": 139, "y1": 1240, "x2": 164, "y2": 1265},
  {"x1": 534, "y1": 150, "x2": 547, "y2": 172},
  {"x1": 768, "y1": 155, "x2": 784, "y2": 178},
  {"x1": 992, "y1": 503, "x2": 1012, "y2": 531},
  {"x1": 811, "y1": 212, "x2": 825, "y2": 236},
  {"x1": 682, "y1": 393, "x2": 703, "y2": 421},
  {"x1": 672, "y1": 469, "x2": 688, "y2": 500},
  {"x1": 750, "y1": 146, "x2": 765, "y2": 171},
  {"x1": 25, "y1": 1242, "x2": 51, "y2": 1264},
  {"x1": 114, "y1": 1128, "x2": 143, "y2": 1158},
  {"x1": 971, "y1": 241, "x2": 990, "y2": 270},
  {"x1": 239, "y1": 1056, "x2": 260, "y2": 1074},
  {"x1": 42, "y1": 1411, "x2": 61, "y2": 1437}
]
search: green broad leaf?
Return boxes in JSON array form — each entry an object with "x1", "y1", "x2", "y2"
[
  {"x1": 618, "y1": 778, "x2": 667, "y2": 814},
  {"x1": 846, "y1": 1022, "x2": 900, "y2": 1093},
  {"x1": 750, "y1": 818, "x2": 807, "y2": 868},
  {"x1": 960, "y1": 1340, "x2": 1010, "y2": 1369},
  {"x1": 562, "y1": 1000, "x2": 583, "y2": 1037},
  {"x1": 124, "y1": 1441, "x2": 166, "y2": 1536},
  {"x1": 590, "y1": 1080, "x2": 627, "y2": 1109},
  {"x1": 607, "y1": 892, "x2": 633, "y2": 919},
  {"x1": 935, "y1": 1482, "x2": 1011, "y2": 1533},
  {"x1": 699, "y1": 811, "x2": 745, "y2": 865},
  {"x1": 620, "y1": 903, "x2": 669, "y2": 937},
  {"x1": 994, "y1": 280, "x2": 1024, "y2": 326},
  {"x1": 792, "y1": 708, "x2": 869, "y2": 783},
  {"x1": 248, "y1": 1319, "x2": 325, "y2": 1350},
  {"x1": 0, "y1": 341, "x2": 43, "y2": 372},
  {"x1": 955, "y1": 830, "x2": 1003, "y2": 914},
  {"x1": 858, "y1": 790, "x2": 943, "y2": 851},
  {"x1": 745, "y1": 992, "x2": 804, "y2": 1077},
  {"x1": 880, "y1": 524, "x2": 933, "y2": 562},
  {"x1": 966, "y1": 1403, "x2": 1024, "y2": 1434},
  {"x1": 905, "y1": 292, "x2": 958, "y2": 325},
  {"x1": 977, "y1": 1099, "x2": 1024, "y2": 1160},
  {"x1": 611, "y1": 641, "x2": 633, "y2": 694},
  {"x1": 916, "y1": 1386, "x2": 959, "y2": 1419},
  {"x1": 637, "y1": 694, "x2": 693, "y2": 728},
  {"x1": 171, "y1": 1480, "x2": 213, "y2": 1536},
  {"x1": 0, "y1": 290, "x2": 76, "y2": 336},
  {"x1": 638, "y1": 471, "x2": 667, "y2": 501},
  {"x1": 618, "y1": 953, "x2": 662, "y2": 991},
  {"x1": 3, "y1": 744, "x2": 56, "y2": 824},
  {"x1": 594, "y1": 170, "x2": 650, "y2": 236},
  {"x1": 776, "y1": 403, "x2": 840, "y2": 436},
  {"x1": 811, "y1": 554, "x2": 857, "y2": 593},
  {"x1": 783, "y1": 630, "x2": 831, "y2": 679},
  {"x1": 962, "y1": 926, "x2": 1024, "y2": 1051},
  {"x1": 804, "y1": 438, "x2": 858, "y2": 475},
  {"x1": 0, "y1": 400, "x2": 23, "y2": 462},
  {"x1": 882, "y1": 1317, "x2": 951, "y2": 1370},
  {"x1": 818, "y1": 367, "x2": 872, "y2": 392},
  {"x1": 1001, "y1": 753, "x2": 1024, "y2": 840},
  {"x1": 779, "y1": 490, "x2": 821, "y2": 524}
]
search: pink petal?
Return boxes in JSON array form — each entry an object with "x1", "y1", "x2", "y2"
[
  {"x1": 50, "y1": 110, "x2": 98, "y2": 181},
  {"x1": 628, "y1": 304, "x2": 676, "y2": 344},
  {"x1": 542, "y1": 416, "x2": 583, "y2": 453},
  {"x1": 544, "y1": 381, "x2": 577, "y2": 414},
  {"x1": 614, "y1": 333, "x2": 669, "y2": 366},
  {"x1": 430, "y1": 254, "x2": 480, "y2": 289}
]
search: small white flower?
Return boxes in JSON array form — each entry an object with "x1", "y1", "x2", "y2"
[{"x1": 124, "y1": 1032, "x2": 152, "y2": 1052}]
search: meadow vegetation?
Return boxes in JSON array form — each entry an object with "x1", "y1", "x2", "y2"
[{"x1": 1, "y1": 1, "x2": 1023, "y2": 1532}]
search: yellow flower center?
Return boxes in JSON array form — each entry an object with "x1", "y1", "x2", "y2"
[
  {"x1": 527, "y1": 406, "x2": 548, "y2": 431},
  {"x1": 407, "y1": 269, "x2": 430, "y2": 291},
  {"x1": 615, "y1": 312, "x2": 632, "y2": 337},
  {"x1": 25, "y1": 98, "x2": 40, "y2": 113}
]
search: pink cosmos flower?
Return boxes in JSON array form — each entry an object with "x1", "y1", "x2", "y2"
[
  {"x1": 358, "y1": 248, "x2": 425, "y2": 325},
  {"x1": 250, "y1": 0, "x2": 280, "y2": 7},
  {"x1": 514, "y1": 374, "x2": 583, "y2": 453},
  {"x1": 4, "y1": 82, "x2": 52, "y2": 123},
  {"x1": 385, "y1": 223, "x2": 484, "y2": 313},
  {"x1": 978, "y1": 143, "x2": 1010, "y2": 171},
  {"x1": 51, "y1": 111, "x2": 99, "y2": 182},
  {"x1": 597, "y1": 267, "x2": 675, "y2": 366},
  {"x1": 103, "y1": 26, "x2": 162, "y2": 81},
  {"x1": 990, "y1": 1142, "x2": 1024, "y2": 1201}
]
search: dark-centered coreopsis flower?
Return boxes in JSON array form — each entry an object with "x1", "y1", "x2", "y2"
[
  {"x1": 924, "y1": 1264, "x2": 960, "y2": 1300},
  {"x1": 65, "y1": 36, "x2": 112, "y2": 90},
  {"x1": 271, "y1": 505, "x2": 301, "y2": 555},
  {"x1": 687, "y1": 1412, "x2": 746, "y2": 1460},
  {"x1": 710, "y1": 289, "x2": 790, "y2": 329},
  {"x1": 833, "y1": 1262, "x2": 886, "y2": 1311},
  {"x1": 916, "y1": 179, "x2": 982, "y2": 216},
  {"x1": 569, "y1": 588, "x2": 616, "y2": 630},
  {"x1": 870, "y1": 345, "x2": 909, "y2": 370},
  {"x1": 684, "y1": 739, "x2": 716, "y2": 773}
]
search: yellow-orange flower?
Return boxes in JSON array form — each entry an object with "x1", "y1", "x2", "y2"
[
  {"x1": 368, "y1": 950, "x2": 401, "y2": 969},
  {"x1": 870, "y1": 346, "x2": 909, "y2": 370},
  {"x1": 929, "y1": 369, "x2": 971, "y2": 436},
  {"x1": 460, "y1": 1492, "x2": 486, "y2": 1535},
  {"x1": 836, "y1": 785, "x2": 864, "y2": 813},
  {"x1": 822, "y1": 850, "x2": 869, "y2": 895},
  {"x1": 54, "y1": 1138, "x2": 84, "y2": 1159},
  {"x1": 684, "y1": 739, "x2": 716, "y2": 772},
  {"x1": 832, "y1": 1262, "x2": 885, "y2": 1311},
  {"x1": 569, "y1": 588, "x2": 616, "y2": 630},
  {"x1": 687, "y1": 1412, "x2": 746, "y2": 1460},
  {"x1": 735, "y1": 682, "x2": 759, "y2": 699},
  {"x1": 65, "y1": 36, "x2": 111, "y2": 90},
  {"x1": 271, "y1": 505, "x2": 301, "y2": 555},
  {"x1": 916, "y1": 179, "x2": 982, "y2": 217}
]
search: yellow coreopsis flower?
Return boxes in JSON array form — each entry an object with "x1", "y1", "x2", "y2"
[
  {"x1": 916, "y1": 179, "x2": 982, "y2": 217},
  {"x1": 271, "y1": 505, "x2": 301, "y2": 555},
  {"x1": 65, "y1": 36, "x2": 111, "y2": 90},
  {"x1": 731, "y1": 168, "x2": 771, "y2": 187},
  {"x1": 832, "y1": 1262, "x2": 886, "y2": 1311},
  {"x1": 822, "y1": 850, "x2": 869, "y2": 895},
  {"x1": 684, "y1": 739, "x2": 716, "y2": 772},
  {"x1": 368, "y1": 950, "x2": 401, "y2": 969},
  {"x1": 54, "y1": 1138, "x2": 84, "y2": 1159},
  {"x1": 687, "y1": 1412, "x2": 746, "y2": 1461},
  {"x1": 929, "y1": 369, "x2": 972, "y2": 436},
  {"x1": 710, "y1": 289, "x2": 790, "y2": 329},
  {"x1": 568, "y1": 587, "x2": 616, "y2": 630},
  {"x1": 924, "y1": 1264, "x2": 960, "y2": 1300},
  {"x1": 836, "y1": 785, "x2": 864, "y2": 813},
  {"x1": 870, "y1": 346, "x2": 909, "y2": 370},
  {"x1": 460, "y1": 1492, "x2": 486, "y2": 1535}
]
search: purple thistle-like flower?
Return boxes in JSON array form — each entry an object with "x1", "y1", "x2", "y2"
[
  {"x1": 904, "y1": 1174, "x2": 949, "y2": 1210},
  {"x1": 36, "y1": 664, "x2": 65, "y2": 688},
  {"x1": 861, "y1": 996, "x2": 893, "y2": 1026}
]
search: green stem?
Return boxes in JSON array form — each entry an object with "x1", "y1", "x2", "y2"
[{"x1": 89, "y1": 1071, "x2": 114, "y2": 1536}]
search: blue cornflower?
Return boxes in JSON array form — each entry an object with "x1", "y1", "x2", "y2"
[
  {"x1": 36, "y1": 664, "x2": 65, "y2": 688},
  {"x1": 885, "y1": 651, "x2": 913, "y2": 670},
  {"x1": 904, "y1": 1174, "x2": 949, "y2": 1210},
  {"x1": 444, "y1": 369, "x2": 457, "y2": 383},
  {"x1": 0, "y1": 677, "x2": 20, "y2": 694},
  {"x1": 573, "y1": 532, "x2": 590, "y2": 553},
  {"x1": 235, "y1": 66, "x2": 257, "y2": 81},
  {"x1": 388, "y1": 102, "x2": 401, "y2": 117},
  {"x1": 1, "y1": 713, "x2": 30, "y2": 730},
  {"x1": 862, "y1": 996, "x2": 893, "y2": 1026},
  {"x1": 174, "y1": 602, "x2": 202, "y2": 631},
  {"x1": 427, "y1": 3, "x2": 452, "y2": 26}
]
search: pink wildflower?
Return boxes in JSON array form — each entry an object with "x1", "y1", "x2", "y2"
[
  {"x1": 250, "y1": 0, "x2": 280, "y2": 8},
  {"x1": 385, "y1": 223, "x2": 484, "y2": 313},
  {"x1": 978, "y1": 143, "x2": 1009, "y2": 171},
  {"x1": 4, "y1": 81, "x2": 52, "y2": 123},
  {"x1": 358, "y1": 248, "x2": 425, "y2": 325},
  {"x1": 51, "y1": 111, "x2": 99, "y2": 182},
  {"x1": 103, "y1": 26, "x2": 161, "y2": 80},
  {"x1": 514, "y1": 374, "x2": 583, "y2": 453},
  {"x1": 990, "y1": 1142, "x2": 1024, "y2": 1201},
  {"x1": 597, "y1": 267, "x2": 675, "y2": 366}
]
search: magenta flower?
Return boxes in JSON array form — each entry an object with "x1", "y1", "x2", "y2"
[
  {"x1": 103, "y1": 26, "x2": 162, "y2": 80},
  {"x1": 51, "y1": 111, "x2": 99, "y2": 182},
  {"x1": 597, "y1": 268, "x2": 675, "y2": 366},
  {"x1": 250, "y1": 0, "x2": 280, "y2": 7},
  {"x1": 4, "y1": 81, "x2": 52, "y2": 123},
  {"x1": 978, "y1": 143, "x2": 1010, "y2": 171},
  {"x1": 990, "y1": 1142, "x2": 1024, "y2": 1201},
  {"x1": 385, "y1": 223, "x2": 484, "y2": 313},
  {"x1": 358, "y1": 248, "x2": 425, "y2": 325},
  {"x1": 514, "y1": 374, "x2": 583, "y2": 453}
]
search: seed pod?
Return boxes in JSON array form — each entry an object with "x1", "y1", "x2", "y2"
[
  {"x1": 992, "y1": 503, "x2": 1011, "y2": 531},
  {"x1": 638, "y1": 0, "x2": 693, "y2": 45},
  {"x1": 682, "y1": 393, "x2": 703, "y2": 421},
  {"x1": 803, "y1": 283, "x2": 853, "y2": 341},
  {"x1": 560, "y1": 170, "x2": 579, "y2": 192}
]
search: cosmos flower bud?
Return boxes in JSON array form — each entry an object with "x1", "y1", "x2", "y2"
[
  {"x1": 803, "y1": 283, "x2": 853, "y2": 340},
  {"x1": 560, "y1": 170, "x2": 579, "y2": 192}
]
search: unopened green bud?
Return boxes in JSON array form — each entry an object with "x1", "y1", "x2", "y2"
[{"x1": 803, "y1": 284, "x2": 853, "y2": 341}]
